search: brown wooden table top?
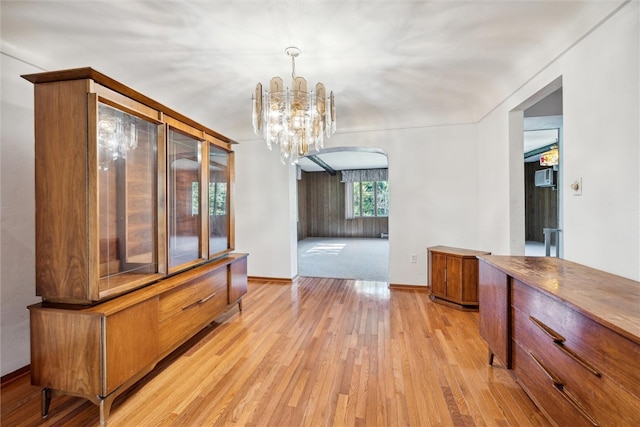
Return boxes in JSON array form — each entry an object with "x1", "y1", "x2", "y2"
[
  {"x1": 477, "y1": 255, "x2": 640, "y2": 344},
  {"x1": 428, "y1": 245, "x2": 491, "y2": 257}
]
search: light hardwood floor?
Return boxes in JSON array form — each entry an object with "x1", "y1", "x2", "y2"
[{"x1": 1, "y1": 278, "x2": 550, "y2": 426}]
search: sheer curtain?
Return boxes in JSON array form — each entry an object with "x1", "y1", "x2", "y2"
[{"x1": 344, "y1": 181, "x2": 355, "y2": 219}]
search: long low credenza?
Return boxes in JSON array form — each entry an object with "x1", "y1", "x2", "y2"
[
  {"x1": 478, "y1": 255, "x2": 640, "y2": 427},
  {"x1": 29, "y1": 253, "x2": 248, "y2": 426}
]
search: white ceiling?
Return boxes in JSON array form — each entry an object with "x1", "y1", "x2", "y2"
[
  {"x1": 296, "y1": 147, "x2": 389, "y2": 173},
  {"x1": 1, "y1": 0, "x2": 623, "y2": 171}
]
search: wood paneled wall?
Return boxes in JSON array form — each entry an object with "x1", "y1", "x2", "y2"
[
  {"x1": 524, "y1": 162, "x2": 558, "y2": 243},
  {"x1": 297, "y1": 171, "x2": 388, "y2": 239},
  {"x1": 175, "y1": 168, "x2": 199, "y2": 235}
]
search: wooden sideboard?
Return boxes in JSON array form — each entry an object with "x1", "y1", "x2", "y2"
[
  {"x1": 30, "y1": 253, "x2": 247, "y2": 426},
  {"x1": 478, "y1": 256, "x2": 640, "y2": 426},
  {"x1": 427, "y1": 246, "x2": 490, "y2": 310},
  {"x1": 23, "y1": 68, "x2": 248, "y2": 426}
]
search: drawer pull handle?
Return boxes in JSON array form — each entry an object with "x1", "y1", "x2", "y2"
[
  {"x1": 182, "y1": 292, "x2": 217, "y2": 311},
  {"x1": 529, "y1": 352, "x2": 563, "y2": 387},
  {"x1": 529, "y1": 316, "x2": 565, "y2": 343},
  {"x1": 529, "y1": 316, "x2": 602, "y2": 377},
  {"x1": 554, "y1": 342, "x2": 602, "y2": 378},
  {"x1": 530, "y1": 352, "x2": 600, "y2": 426}
]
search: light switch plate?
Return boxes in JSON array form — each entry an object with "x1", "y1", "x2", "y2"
[{"x1": 571, "y1": 177, "x2": 582, "y2": 196}]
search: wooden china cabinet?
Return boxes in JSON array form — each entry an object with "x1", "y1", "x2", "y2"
[{"x1": 23, "y1": 68, "x2": 248, "y2": 426}]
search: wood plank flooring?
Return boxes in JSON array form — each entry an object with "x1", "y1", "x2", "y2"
[{"x1": 1, "y1": 278, "x2": 550, "y2": 426}]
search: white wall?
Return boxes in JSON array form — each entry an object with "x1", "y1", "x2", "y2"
[
  {"x1": 235, "y1": 124, "x2": 480, "y2": 287},
  {"x1": 1, "y1": 57, "x2": 41, "y2": 375},
  {"x1": 325, "y1": 126, "x2": 480, "y2": 286},
  {"x1": 233, "y1": 140, "x2": 299, "y2": 280},
  {"x1": 477, "y1": 1, "x2": 639, "y2": 280},
  {"x1": 562, "y1": 1, "x2": 639, "y2": 279}
]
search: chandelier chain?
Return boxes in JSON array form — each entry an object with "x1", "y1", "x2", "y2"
[{"x1": 291, "y1": 54, "x2": 296, "y2": 80}]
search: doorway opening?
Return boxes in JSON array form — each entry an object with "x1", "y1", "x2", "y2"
[
  {"x1": 295, "y1": 147, "x2": 390, "y2": 282},
  {"x1": 510, "y1": 78, "x2": 563, "y2": 257}
]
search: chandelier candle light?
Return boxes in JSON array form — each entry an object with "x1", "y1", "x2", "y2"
[{"x1": 252, "y1": 46, "x2": 336, "y2": 165}]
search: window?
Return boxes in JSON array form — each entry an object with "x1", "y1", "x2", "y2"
[{"x1": 350, "y1": 180, "x2": 389, "y2": 217}]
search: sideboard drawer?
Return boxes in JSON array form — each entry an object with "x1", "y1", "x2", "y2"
[
  {"x1": 512, "y1": 279, "x2": 640, "y2": 400},
  {"x1": 159, "y1": 268, "x2": 227, "y2": 323},
  {"x1": 512, "y1": 341, "x2": 597, "y2": 427},
  {"x1": 158, "y1": 270, "x2": 228, "y2": 352},
  {"x1": 513, "y1": 305, "x2": 640, "y2": 426}
]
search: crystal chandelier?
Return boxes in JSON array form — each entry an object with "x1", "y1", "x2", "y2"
[{"x1": 252, "y1": 47, "x2": 335, "y2": 165}]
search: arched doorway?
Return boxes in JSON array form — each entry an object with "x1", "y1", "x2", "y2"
[{"x1": 296, "y1": 147, "x2": 390, "y2": 282}]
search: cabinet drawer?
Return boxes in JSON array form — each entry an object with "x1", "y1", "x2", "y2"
[
  {"x1": 512, "y1": 341, "x2": 597, "y2": 427},
  {"x1": 512, "y1": 279, "x2": 640, "y2": 400},
  {"x1": 158, "y1": 273, "x2": 227, "y2": 353},
  {"x1": 159, "y1": 268, "x2": 227, "y2": 323},
  {"x1": 513, "y1": 306, "x2": 640, "y2": 426}
]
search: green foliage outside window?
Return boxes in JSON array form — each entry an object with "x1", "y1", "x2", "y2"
[
  {"x1": 193, "y1": 181, "x2": 227, "y2": 216},
  {"x1": 209, "y1": 182, "x2": 227, "y2": 215},
  {"x1": 353, "y1": 180, "x2": 388, "y2": 217},
  {"x1": 376, "y1": 181, "x2": 389, "y2": 216},
  {"x1": 192, "y1": 181, "x2": 199, "y2": 215}
]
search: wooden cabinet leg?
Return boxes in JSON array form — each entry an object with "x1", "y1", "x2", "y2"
[
  {"x1": 41, "y1": 388, "x2": 52, "y2": 418},
  {"x1": 488, "y1": 349, "x2": 495, "y2": 366}
]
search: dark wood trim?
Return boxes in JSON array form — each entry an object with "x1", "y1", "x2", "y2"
[
  {"x1": 1, "y1": 365, "x2": 30, "y2": 389},
  {"x1": 429, "y1": 294, "x2": 480, "y2": 311},
  {"x1": 248, "y1": 276, "x2": 293, "y2": 285},
  {"x1": 389, "y1": 284, "x2": 428, "y2": 292}
]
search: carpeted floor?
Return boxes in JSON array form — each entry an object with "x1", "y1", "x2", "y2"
[{"x1": 297, "y1": 237, "x2": 389, "y2": 282}]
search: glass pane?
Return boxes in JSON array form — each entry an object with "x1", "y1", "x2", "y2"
[
  {"x1": 353, "y1": 182, "x2": 361, "y2": 216},
  {"x1": 376, "y1": 181, "x2": 389, "y2": 216},
  {"x1": 361, "y1": 181, "x2": 375, "y2": 216},
  {"x1": 209, "y1": 145, "x2": 229, "y2": 256},
  {"x1": 168, "y1": 129, "x2": 202, "y2": 268},
  {"x1": 98, "y1": 103, "x2": 157, "y2": 291}
]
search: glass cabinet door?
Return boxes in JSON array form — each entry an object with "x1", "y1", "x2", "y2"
[
  {"x1": 97, "y1": 102, "x2": 158, "y2": 293},
  {"x1": 168, "y1": 129, "x2": 203, "y2": 269},
  {"x1": 208, "y1": 144, "x2": 230, "y2": 257}
]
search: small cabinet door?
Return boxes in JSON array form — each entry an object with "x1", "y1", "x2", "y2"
[
  {"x1": 430, "y1": 252, "x2": 447, "y2": 297},
  {"x1": 167, "y1": 127, "x2": 206, "y2": 271},
  {"x1": 104, "y1": 298, "x2": 160, "y2": 395},
  {"x1": 95, "y1": 99, "x2": 163, "y2": 300},
  {"x1": 445, "y1": 256, "x2": 463, "y2": 301}
]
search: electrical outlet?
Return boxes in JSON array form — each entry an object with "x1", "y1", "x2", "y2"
[{"x1": 410, "y1": 253, "x2": 417, "y2": 263}]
